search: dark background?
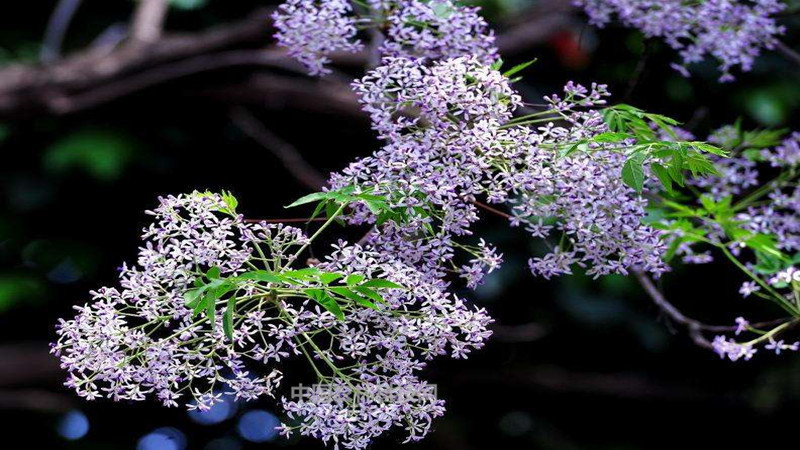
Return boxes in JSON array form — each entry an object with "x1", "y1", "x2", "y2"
[{"x1": 0, "y1": 1, "x2": 798, "y2": 449}]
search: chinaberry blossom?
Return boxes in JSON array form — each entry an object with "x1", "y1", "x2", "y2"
[
  {"x1": 272, "y1": 0, "x2": 363, "y2": 75},
  {"x1": 574, "y1": 0, "x2": 787, "y2": 81},
  {"x1": 333, "y1": 56, "x2": 667, "y2": 285},
  {"x1": 712, "y1": 335, "x2": 757, "y2": 361},
  {"x1": 380, "y1": 0, "x2": 497, "y2": 63},
  {"x1": 273, "y1": 0, "x2": 497, "y2": 75},
  {"x1": 53, "y1": 192, "x2": 492, "y2": 450}
]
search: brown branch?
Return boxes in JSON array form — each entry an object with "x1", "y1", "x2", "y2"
[
  {"x1": 45, "y1": 49, "x2": 302, "y2": 114},
  {"x1": 229, "y1": 106, "x2": 327, "y2": 190},
  {"x1": 131, "y1": 0, "x2": 170, "y2": 44},
  {"x1": 634, "y1": 270, "x2": 714, "y2": 348},
  {"x1": 244, "y1": 217, "x2": 327, "y2": 224},
  {"x1": 470, "y1": 199, "x2": 514, "y2": 220}
]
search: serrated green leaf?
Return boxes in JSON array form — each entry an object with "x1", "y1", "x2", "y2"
[{"x1": 622, "y1": 153, "x2": 647, "y2": 193}]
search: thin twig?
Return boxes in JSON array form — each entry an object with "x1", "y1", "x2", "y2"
[
  {"x1": 623, "y1": 41, "x2": 650, "y2": 102},
  {"x1": 470, "y1": 199, "x2": 513, "y2": 220},
  {"x1": 229, "y1": 106, "x2": 327, "y2": 190}
]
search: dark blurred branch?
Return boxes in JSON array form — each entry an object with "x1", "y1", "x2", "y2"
[
  {"x1": 459, "y1": 365, "x2": 708, "y2": 400},
  {"x1": 45, "y1": 49, "x2": 302, "y2": 114},
  {"x1": 0, "y1": 8, "x2": 275, "y2": 119},
  {"x1": 634, "y1": 271, "x2": 714, "y2": 348},
  {"x1": 131, "y1": 0, "x2": 170, "y2": 45},
  {"x1": 0, "y1": 389, "x2": 75, "y2": 413},
  {"x1": 0, "y1": 3, "x2": 578, "y2": 121},
  {"x1": 0, "y1": 342, "x2": 61, "y2": 386},
  {"x1": 495, "y1": 0, "x2": 576, "y2": 56},
  {"x1": 199, "y1": 74, "x2": 364, "y2": 118},
  {"x1": 41, "y1": 0, "x2": 83, "y2": 62},
  {"x1": 229, "y1": 106, "x2": 327, "y2": 190},
  {"x1": 492, "y1": 322, "x2": 548, "y2": 343},
  {"x1": 775, "y1": 41, "x2": 800, "y2": 67}
]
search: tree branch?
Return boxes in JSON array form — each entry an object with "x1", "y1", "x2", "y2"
[
  {"x1": 229, "y1": 106, "x2": 327, "y2": 190},
  {"x1": 131, "y1": 0, "x2": 170, "y2": 44},
  {"x1": 0, "y1": 8, "x2": 274, "y2": 119}
]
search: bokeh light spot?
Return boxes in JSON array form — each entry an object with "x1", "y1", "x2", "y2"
[
  {"x1": 56, "y1": 410, "x2": 89, "y2": 440},
  {"x1": 137, "y1": 427, "x2": 187, "y2": 450},
  {"x1": 236, "y1": 410, "x2": 280, "y2": 443}
]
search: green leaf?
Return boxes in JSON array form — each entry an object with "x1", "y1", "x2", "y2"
[
  {"x1": 286, "y1": 192, "x2": 328, "y2": 208},
  {"x1": 306, "y1": 288, "x2": 344, "y2": 320},
  {"x1": 360, "y1": 279, "x2": 403, "y2": 289},
  {"x1": 651, "y1": 163, "x2": 674, "y2": 194},
  {"x1": 223, "y1": 297, "x2": 235, "y2": 341},
  {"x1": 284, "y1": 268, "x2": 322, "y2": 281},
  {"x1": 329, "y1": 287, "x2": 379, "y2": 310},
  {"x1": 237, "y1": 270, "x2": 282, "y2": 284},
  {"x1": 320, "y1": 272, "x2": 345, "y2": 285},
  {"x1": 43, "y1": 129, "x2": 137, "y2": 182},
  {"x1": 184, "y1": 288, "x2": 203, "y2": 308},
  {"x1": 503, "y1": 59, "x2": 537, "y2": 78},
  {"x1": 206, "y1": 266, "x2": 221, "y2": 279},
  {"x1": 346, "y1": 274, "x2": 366, "y2": 286},
  {"x1": 622, "y1": 153, "x2": 647, "y2": 193},
  {"x1": 353, "y1": 286, "x2": 386, "y2": 305},
  {"x1": 591, "y1": 132, "x2": 630, "y2": 143},
  {"x1": 205, "y1": 291, "x2": 216, "y2": 328},
  {"x1": 745, "y1": 234, "x2": 787, "y2": 261}
]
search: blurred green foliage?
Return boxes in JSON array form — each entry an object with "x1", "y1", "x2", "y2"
[{"x1": 43, "y1": 129, "x2": 138, "y2": 182}]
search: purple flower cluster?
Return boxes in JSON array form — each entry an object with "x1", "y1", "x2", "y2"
[
  {"x1": 272, "y1": 0, "x2": 363, "y2": 75},
  {"x1": 332, "y1": 57, "x2": 667, "y2": 284},
  {"x1": 273, "y1": 0, "x2": 497, "y2": 75},
  {"x1": 280, "y1": 242, "x2": 492, "y2": 447},
  {"x1": 574, "y1": 0, "x2": 787, "y2": 81},
  {"x1": 52, "y1": 193, "x2": 286, "y2": 407},
  {"x1": 691, "y1": 130, "x2": 800, "y2": 255},
  {"x1": 380, "y1": 0, "x2": 498, "y2": 64},
  {"x1": 712, "y1": 316, "x2": 799, "y2": 361},
  {"x1": 52, "y1": 192, "x2": 492, "y2": 449}
]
